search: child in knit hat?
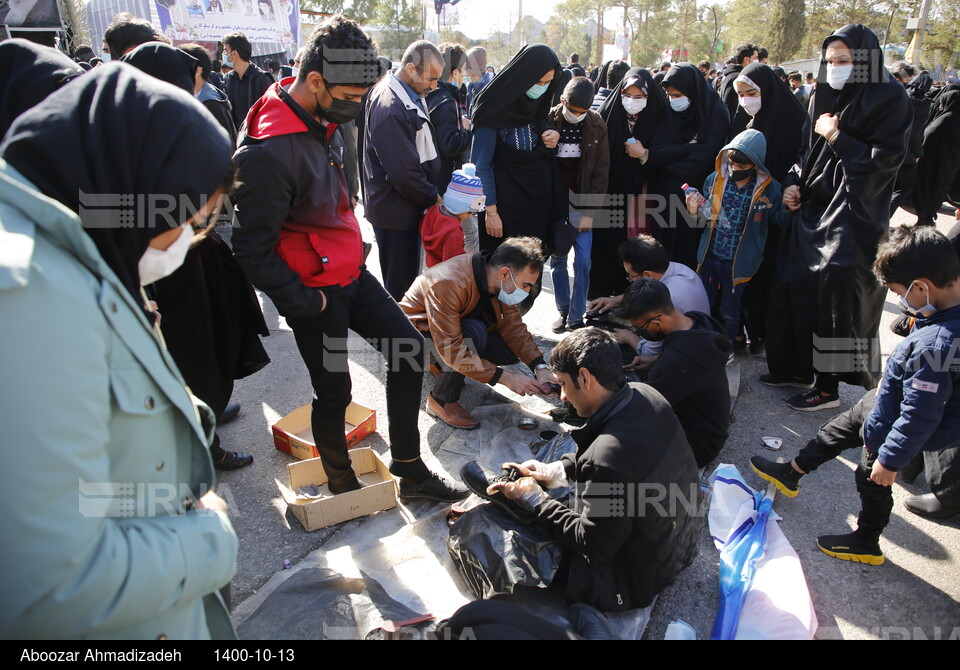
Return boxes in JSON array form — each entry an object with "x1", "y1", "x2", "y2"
[{"x1": 420, "y1": 163, "x2": 486, "y2": 268}]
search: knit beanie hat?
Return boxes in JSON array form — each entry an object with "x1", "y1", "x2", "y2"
[{"x1": 443, "y1": 163, "x2": 485, "y2": 215}]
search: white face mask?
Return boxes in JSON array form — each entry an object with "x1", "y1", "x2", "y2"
[
  {"x1": 562, "y1": 106, "x2": 587, "y2": 124},
  {"x1": 826, "y1": 63, "x2": 854, "y2": 89},
  {"x1": 138, "y1": 224, "x2": 193, "y2": 286},
  {"x1": 670, "y1": 95, "x2": 691, "y2": 112},
  {"x1": 621, "y1": 96, "x2": 647, "y2": 115},
  {"x1": 739, "y1": 94, "x2": 762, "y2": 116}
]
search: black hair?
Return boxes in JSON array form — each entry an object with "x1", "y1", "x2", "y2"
[
  {"x1": 874, "y1": 225, "x2": 960, "y2": 289},
  {"x1": 569, "y1": 52, "x2": 579, "y2": 63},
  {"x1": 464, "y1": 46, "x2": 487, "y2": 74},
  {"x1": 439, "y1": 42, "x2": 467, "y2": 81},
  {"x1": 607, "y1": 60, "x2": 631, "y2": 89},
  {"x1": 563, "y1": 76, "x2": 595, "y2": 110},
  {"x1": 660, "y1": 62, "x2": 672, "y2": 71},
  {"x1": 490, "y1": 236, "x2": 546, "y2": 275},
  {"x1": 221, "y1": 32, "x2": 252, "y2": 61},
  {"x1": 891, "y1": 60, "x2": 918, "y2": 81},
  {"x1": 550, "y1": 328, "x2": 625, "y2": 392},
  {"x1": 289, "y1": 58, "x2": 295, "y2": 66},
  {"x1": 211, "y1": 58, "x2": 222, "y2": 70},
  {"x1": 619, "y1": 278, "x2": 676, "y2": 320},
  {"x1": 733, "y1": 42, "x2": 757, "y2": 65},
  {"x1": 618, "y1": 234, "x2": 670, "y2": 275},
  {"x1": 788, "y1": 71, "x2": 802, "y2": 82},
  {"x1": 757, "y1": 46, "x2": 768, "y2": 61},
  {"x1": 179, "y1": 43, "x2": 212, "y2": 81},
  {"x1": 697, "y1": 59, "x2": 710, "y2": 70},
  {"x1": 400, "y1": 40, "x2": 444, "y2": 73},
  {"x1": 265, "y1": 58, "x2": 279, "y2": 72},
  {"x1": 104, "y1": 13, "x2": 165, "y2": 61},
  {"x1": 727, "y1": 149, "x2": 753, "y2": 166},
  {"x1": 298, "y1": 14, "x2": 384, "y2": 87},
  {"x1": 73, "y1": 45, "x2": 95, "y2": 62}
]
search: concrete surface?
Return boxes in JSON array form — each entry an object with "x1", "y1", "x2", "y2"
[{"x1": 217, "y1": 206, "x2": 960, "y2": 640}]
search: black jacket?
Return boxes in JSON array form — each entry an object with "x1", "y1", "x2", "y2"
[
  {"x1": 645, "y1": 311, "x2": 731, "y2": 467},
  {"x1": 362, "y1": 74, "x2": 440, "y2": 230},
  {"x1": 427, "y1": 80, "x2": 471, "y2": 192},
  {"x1": 222, "y1": 62, "x2": 274, "y2": 129},
  {"x1": 718, "y1": 63, "x2": 744, "y2": 122},
  {"x1": 536, "y1": 383, "x2": 700, "y2": 611},
  {"x1": 197, "y1": 81, "x2": 237, "y2": 148}
]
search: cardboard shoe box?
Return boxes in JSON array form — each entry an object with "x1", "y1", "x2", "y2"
[
  {"x1": 276, "y1": 448, "x2": 398, "y2": 531},
  {"x1": 272, "y1": 402, "x2": 377, "y2": 461}
]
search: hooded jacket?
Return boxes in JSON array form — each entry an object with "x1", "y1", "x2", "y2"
[
  {"x1": 232, "y1": 78, "x2": 363, "y2": 318},
  {"x1": 197, "y1": 80, "x2": 238, "y2": 148},
  {"x1": 645, "y1": 311, "x2": 731, "y2": 467},
  {"x1": 695, "y1": 129, "x2": 786, "y2": 284},
  {"x1": 535, "y1": 382, "x2": 700, "y2": 611},
  {"x1": 427, "y1": 79, "x2": 471, "y2": 192}
]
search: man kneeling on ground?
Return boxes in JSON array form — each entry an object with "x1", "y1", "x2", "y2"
[
  {"x1": 399, "y1": 236, "x2": 559, "y2": 429},
  {"x1": 490, "y1": 328, "x2": 700, "y2": 635}
]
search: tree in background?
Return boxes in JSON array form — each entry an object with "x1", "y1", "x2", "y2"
[{"x1": 768, "y1": 0, "x2": 806, "y2": 62}]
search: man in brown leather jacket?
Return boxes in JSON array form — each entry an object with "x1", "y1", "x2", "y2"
[{"x1": 399, "y1": 237, "x2": 560, "y2": 428}]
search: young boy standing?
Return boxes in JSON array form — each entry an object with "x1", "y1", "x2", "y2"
[{"x1": 420, "y1": 163, "x2": 485, "y2": 268}]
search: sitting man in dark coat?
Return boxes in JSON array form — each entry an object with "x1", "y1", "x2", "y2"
[{"x1": 490, "y1": 328, "x2": 700, "y2": 636}]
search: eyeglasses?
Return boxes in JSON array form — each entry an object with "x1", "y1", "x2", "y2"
[{"x1": 635, "y1": 314, "x2": 662, "y2": 331}]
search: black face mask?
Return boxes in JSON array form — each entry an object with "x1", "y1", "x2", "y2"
[
  {"x1": 731, "y1": 168, "x2": 755, "y2": 181},
  {"x1": 315, "y1": 83, "x2": 362, "y2": 124}
]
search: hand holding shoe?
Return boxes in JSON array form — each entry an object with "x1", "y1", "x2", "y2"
[{"x1": 488, "y1": 476, "x2": 548, "y2": 511}]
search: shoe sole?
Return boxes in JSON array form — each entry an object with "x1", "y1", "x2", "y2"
[
  {"x1": 425, "y1": 404, "x2": 479, "y2": 430},
  {"x1": 460, "y1": 465, "x2": 536, "y2": 523},
  {"x1": 816, "y1": 541, "x2": 885, "y2": 566},
  {"x1": 750, "y1": 462, "x2": 799, "y2": 498},
  {"x1": 788, "y1": 399, "x2": 841, "y2": 413},
  {"x1": 759, "y1": 378, "x2": 815, "y2": 390}
]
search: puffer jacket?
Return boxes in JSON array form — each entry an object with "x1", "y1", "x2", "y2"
[{"x1": 0, "y1": 161, "x2": 238, "y2": 639}]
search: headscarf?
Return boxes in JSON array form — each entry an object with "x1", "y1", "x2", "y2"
[
  {"x1": 812, "y1": 24, "x2": 889, "y2": 120},
  {"x1": 906, "y1": 71, "x2": 934, "y2": 99},
  {"x1": 0, "y1": 64, "x2": 232, "y2": 306},
  {"x1": 735, "y1": 62, "x2": 807, "y2": 181},
  {"x1": 594, "y1": 60, "x2": 613, "y2": 91},
  {"x1": 661, "y1": 61, "x2": 724, "y2": 143},
  {"x1": 120, "y1": 41, "x2": 199, "y2": 94},
  {"x1": 0, "y1": 39, "x2": 83, "y2": 138},
  {"x1": 471, "y1": 44, "x2": 561, "y2": 130}
]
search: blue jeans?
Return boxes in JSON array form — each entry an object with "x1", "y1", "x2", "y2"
[
  {"x1": 698, "y1": 252, "x2": 747, "y2": 344},
  {"x1": 550, "y1": 226, "x2": 593, "y2": 323}
]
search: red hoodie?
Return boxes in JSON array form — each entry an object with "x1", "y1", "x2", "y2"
[{"x1": 420, "y1": 203, "x2": 466, "y2": 268}]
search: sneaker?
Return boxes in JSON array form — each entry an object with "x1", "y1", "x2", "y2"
[
  {"x1": 426, "y1": 394, "x2": 479, "y2": 430},
  {"x1": 398, "y1": 473, "x2": 469, "y2": 503},
  {"x1": 904, "y1": 493, "x2": 960, "y2": 519},
  {"x1": 787, "y1": 389, "x2": 841, "y2": 412},
  {"x1": 750, "y1": 455, "x2": 802, "y2": 498},
  {"x1": 759, "y1": 373, "x2": 815, "y2": 389},
  {"x1": 816, "y1": 532, "x2": 884, "y2": 565},
  {"x1": 565, "y1": 320, "x2": 586, "y2": 331},
  {"x1": 552, "y1": 313, "x2": 568, "y2": 334},
  {"x1": 460, "y1": 462, "x2": 536, "y2": 523}
]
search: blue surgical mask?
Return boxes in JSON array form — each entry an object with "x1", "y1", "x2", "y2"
[
  {"x1": 498, "y1": 270, "x2": 529, "y2": 306},
  {"x1": 222, "y1": 50, "x2": 234, "y2": 67},
  {"x1": 526, "y1": 83, "x2": 549, "y2": 99},
  {"x1": 898, "y1": 281, "x2": 937, "y2": 318},
  {"x1": 670, "y1": 95, "x2": 691, "y2": 112}
]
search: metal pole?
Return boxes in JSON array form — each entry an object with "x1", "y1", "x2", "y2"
[{"x1": 912, "y1": 0, "x2": 933, "y2": 67}]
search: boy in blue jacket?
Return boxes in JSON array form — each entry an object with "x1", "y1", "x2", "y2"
[
  {"x1": 686, "y1": 129, "x2": 786, "y2": 345},
  {"x1": 753, "y1": 226, "x2": 960, "y2": 564}
]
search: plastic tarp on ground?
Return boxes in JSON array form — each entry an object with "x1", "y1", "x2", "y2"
[{"x1": 708, "y1": 463, "x2": 818, "y2": 640}]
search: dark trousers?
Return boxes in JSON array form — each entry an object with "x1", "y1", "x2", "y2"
[
  {"x1": 792, "y1": 389, "x2": 889, "y2": 538},
  {"x1": 286, "y1": 270, "x2": 424, "y2": 486},
  {"x1": 431, "y1": 318, "x2": 518, "y2": 404},
  {"x1": 372, "y1": 226, "x2": 422, "y2": 302}
]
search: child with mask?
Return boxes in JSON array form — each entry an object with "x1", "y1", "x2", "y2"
[
  {"x1": 420, "y1": 163, "x2": 485, "y2": 268},
  {"x1": 686, "y1": 129, "x2": 786, "y2": 348}
]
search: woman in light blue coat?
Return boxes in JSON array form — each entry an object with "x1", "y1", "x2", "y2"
[{"x1": 0, "y1": 65, "x2": 239, "y2": 640}]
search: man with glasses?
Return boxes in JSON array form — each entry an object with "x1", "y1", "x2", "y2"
[{"x1": 618, "y1": 278, "x2": 731, "y2": 469}]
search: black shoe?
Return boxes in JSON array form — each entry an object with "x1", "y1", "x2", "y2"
[
  {"x1": 565, "y1": 320, "x2": 586, "y2": 331},
  {"x1": 552, "y1": 313, "x2": 568, "y2": 334},
  {"x1": 733, "y1": 337, "x2": 748, "y2": 352},
  {"x1": 816, "y1": 532, "x2": 884, "y2": 565},
  {"x1": 549, "y1": 401, "x2": 586, "y2": 427},
  {"x1": 904, "y1": 493, "x2": 960, "y2": 519},
  {"x1": 460, "y1": 462, "x2": 536, "y2": 523},
  {"x1": 750, "y1": 455, "x2": 801, "y2": 498},
  {"x1": 328, "y1": 475, "x2": 365, "y2": 495},
  {"x1": 787, "y1": 389, "x2": 841, "y2": 412},
  {"x1": 398, "y1": 473, "x2": 469, "y2": 503},
  {"x1": 759, "y1": 373, "x2": 815, "y2": 389},
  {"x1": 568, "y1": 603, "x2": 618, "y2": 640},
  {"x1": 214, "y1": 450, "x2": 254, "y2": 471},
  {"x1": 219, "y1": 402, "x2": 241, "y2": 424},
  {"x1": 748, "y1": 339, "x2": 765, "y2": 355}
]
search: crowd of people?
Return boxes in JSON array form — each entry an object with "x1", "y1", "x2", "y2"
[{"x1": 1, "y1": 11, "x2": 959, "y2": 640}]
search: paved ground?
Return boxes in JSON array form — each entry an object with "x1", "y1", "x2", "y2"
[{"x1": 217, "y1": 207, "x2": 959, "y2": 640}]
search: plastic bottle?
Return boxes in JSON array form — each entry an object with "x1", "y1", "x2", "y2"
[{"x1": 681, "y1": 183, "x2": 706, "y2": 210}]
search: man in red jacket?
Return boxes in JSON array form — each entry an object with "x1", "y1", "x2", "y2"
[{"x1": 231, "y1": 15, "x2": 467, "y2": 501}]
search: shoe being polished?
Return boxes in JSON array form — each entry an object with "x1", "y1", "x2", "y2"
[{"x1": 460, "y1": 462, "x2": 537, "y2": 523}]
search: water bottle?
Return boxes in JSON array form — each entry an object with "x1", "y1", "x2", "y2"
[{"x1": 682, "y1": 183, "x2": 706, "y2": 211}]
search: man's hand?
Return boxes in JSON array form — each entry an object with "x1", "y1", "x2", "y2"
[
  {"x1": 624, "y1": 354, "x2": 659, "y2": 372},
  {"x1": 501, "y1": 370, "x2": 549, "y2": 397},
  {"x1": 783, "y1": 185, "x2": 801, "y2": 212},
  {"x1": 587, "y1": 295, "x2": 622, "y2": 314},
  {"x1": 577, "y1": 215, "x2": 593, "y2": 232},
  {"x1": 487, "y1": 476, "x2": 549, "y2": 511},
  {"x1": 870, "y1": 459, "x2": 897, "y2": 487},
  {"x1": 625, "y1": 140, "x2": 648, "y2": 160},
  {"x1": 317, "y1": 289, "x2": 328, "y2": 313},
  {"x1": 815, "y1": 113, "x2": 840, "y2": 140},
  {"x1": 613, "y1": 327, "x2": 641, "y2": 349},
  {"x1": 197, "y1": 490, "x2": 229, "y2": 514},
  {"x1": 505, "y1": 460, "x2": 566, "y2": 488},
  {"x1": 461, "y1": 116, "x2": 472, "y2": 131},
  {"x1": 535, "y1": 367, "x2": 560, "y2": 395},
  {"x1": 146, "y1": 300, "x2": 161, "y2": 327},
  {"x1": 485, "y1": 210, "x2": 503, "y2": 237},
  {"x1": 541, "y1": 129, "x2": 560, "y2": 149}
]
